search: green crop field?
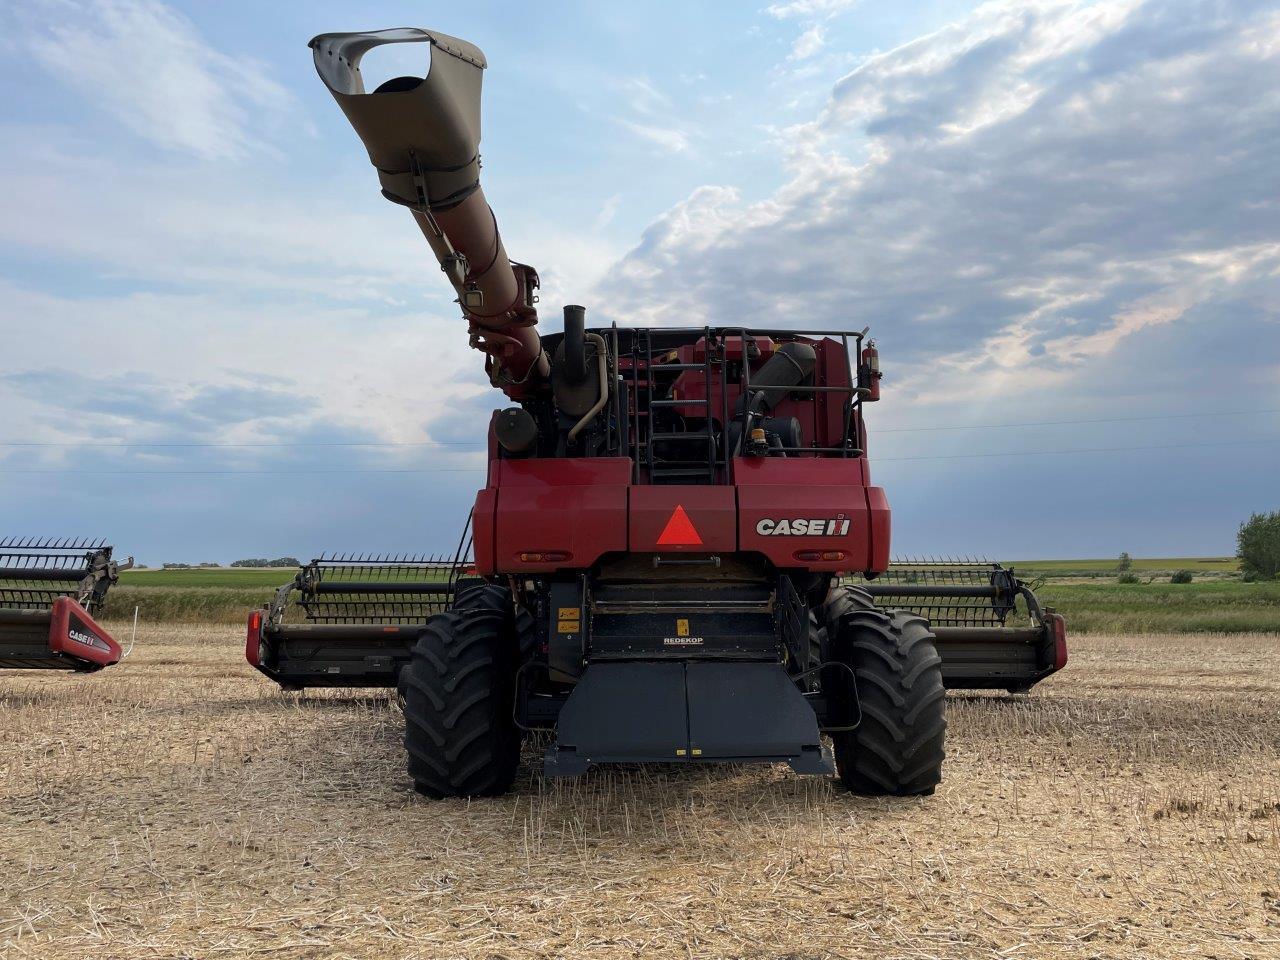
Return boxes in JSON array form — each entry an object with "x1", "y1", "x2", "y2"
[
  {"x1": 1009, "y1": 556, "x2": 1239, "y2": 577},
  {"x1": 101, "y1": 558, "x2": 1280, "y2": 634},
  {"x1": 1035, "y1": 580, "x2": 1280, "y2": 634},
  {"x1": 120, "y1": 568, "x2": 291, "y2": 588},
  {"x1": 125, "y1": 557, "x2": 1243, "y2": 589}
]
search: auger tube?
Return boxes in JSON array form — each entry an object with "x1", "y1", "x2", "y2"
[{"x1": 310, "y1": 28, "x2": 548, "y2": 395}]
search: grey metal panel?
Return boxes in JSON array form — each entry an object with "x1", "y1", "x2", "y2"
[
  {"x1": 545, "y1": 660, "x2": 833, "y2": 777},
  {"x1": 933, "y1": 638, "x2": 1045, "y2": 690},
  {"x1": 684, "y1": 661, "x2": 825, "y2": 763},
  {"x1": 309, "y1": 27, "x2": 485, "y2": 211},
  {"x1": 550, "y1": 662, "x2": 689, "y2": 764}
]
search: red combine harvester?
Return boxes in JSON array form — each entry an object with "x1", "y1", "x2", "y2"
[
  {"x1": 259, "y1": 27, "x2": 1067, "y2": 797},
  {"x1": 0, "y1": 538, "x2": 132, "y2": 672}
]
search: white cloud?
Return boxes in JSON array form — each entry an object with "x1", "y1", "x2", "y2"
[
  {"x1": 22, "y1": 0, "x2": 295, "y2": 160},
  {"x1": 594, "y1": 194, "x2": 623, "y2": 231},
  {"x1": 0, "y1": 127, "x2": 439, "y2": 301},
  {"x1": 619, "y1": 120, "x2": 692, "y2": 154},
  {"x1": 598, "y1": 0, "x2": 1280, "y2": 417},
  {"x1": 767, "y1": 0, "x2": 859, "y2": 19},
  {"x1": 789, "y1": 24, "x2": 828, "y2": 61},
  {"x1": 619, "y1": 76, "x2": 672, "y2": 116}
]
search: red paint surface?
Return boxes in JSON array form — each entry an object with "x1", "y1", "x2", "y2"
[
  {"x1": 630, "y1": 486, "x2": 736, "y2": 553},
  {"x1": 1048, "y1": 612, "x2": 1069, "y2": 671},
  {"x1": 472, "y1": 488, "x2": 498, "y2": 575},
  {"x1": 865, "y1": 485, "x2": 891, "y2": 575},
  {"x1": 48, "y1": 597, "x2": 121, "y2": 667},
  {"x1": 245, "y1": 609, "x2": 263, "y2": 666},
  {"x1": 493, "y1": 458, "x2": 631, "y2": 572},
  {"x1": 736, "y1": 458, "x2": 870, "y2": 572}
]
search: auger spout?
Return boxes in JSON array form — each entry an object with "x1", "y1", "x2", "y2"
[{"x1": 310, "y1": 28, "x2": 548, "y2": 395}]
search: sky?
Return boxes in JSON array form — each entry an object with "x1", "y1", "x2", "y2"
[{"x1": 0, "y1": 0, "x2": 1277, "y2": 566}]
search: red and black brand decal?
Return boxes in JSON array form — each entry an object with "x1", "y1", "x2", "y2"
[
  {"x1": 67, "y1": 612, "x2": 112, "y2": 653},
  {"x1": 755, "y1": 517, "x2": 851, "y2": 536}
]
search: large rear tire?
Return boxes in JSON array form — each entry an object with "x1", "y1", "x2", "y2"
[
  {"x1": 401, "y1": 582, "x2": 521, "y2": 798},
  {"x1": 825, "y1": 585, "x2": 946, "y2": 796}
]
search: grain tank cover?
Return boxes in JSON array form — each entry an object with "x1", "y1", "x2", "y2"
[{"x1": 309, "y1": 28, "x2": 487, "y2": 212}]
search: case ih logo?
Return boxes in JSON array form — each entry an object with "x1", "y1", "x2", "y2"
[
  {"x1": 68, "y1": 626, "x2": 110, "y2": 652},
  {"x1": 756, "y1": 517, "x2": 851, "y2": 537}
]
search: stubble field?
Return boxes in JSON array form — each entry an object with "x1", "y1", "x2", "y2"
[{"x1": 1, "y1": 624, "x2": 1277, "y2": 959}]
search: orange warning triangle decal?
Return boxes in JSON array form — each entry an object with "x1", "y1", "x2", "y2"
[{"x1": 656, "y1": 505, "x2": 703, "y2": 546}]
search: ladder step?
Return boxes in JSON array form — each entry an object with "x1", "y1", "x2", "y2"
[
  {"x1": 650, "y1": 433, "x2": 713, "y2": 442},
  {"x1": 650, "y1": 398, "x2": 708, "y2": 408}
]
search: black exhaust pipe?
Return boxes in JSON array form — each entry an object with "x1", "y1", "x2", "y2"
[{"x1": 562, "y1": 304, "x2": 588, "y2": 386}]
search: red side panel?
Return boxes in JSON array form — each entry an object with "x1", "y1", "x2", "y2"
[
  {"x1": 48, "y1": 597, "x2": 121, "y2": 668},
  {"x1": 865, "y1": 485, "x2": 891, "y2": 576},
  {"x1": 494, "y1": 459, "x2": 630, "y2": 573},
  {"x1": 736, "y1": 459, "x2": 870, "y2": 572},
  {"x1": 1047, "y1": 612, "x2": 1068, "y2": 671},
  {"x1": 472, "y1": 487, "x2": 498, "y2": 575},
  {"x1": 246, "y1": 609, "x2": 264, "y2": 666},
  {"x1": 630, "y1": 486, "x2": 736, "y2": 553}
]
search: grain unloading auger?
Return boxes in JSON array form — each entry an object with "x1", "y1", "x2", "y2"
[
  {"x1": 301, "y1": 25, "x2": 1068, "y2": 798},
  {"x1": 0, "y1": 538, "x2": 133, "y2": 672}
]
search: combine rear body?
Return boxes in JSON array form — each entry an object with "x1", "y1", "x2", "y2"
[
  {"x1": 0, "y1": 538, "x2": 132, "y2": 672},
  {"x1": 299, "y1": 26, "x2": 1067, "y2": 797}
]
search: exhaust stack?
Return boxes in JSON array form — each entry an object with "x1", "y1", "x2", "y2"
[{"x1": 310, "y1": 28, "x2": 547, "y2": 394}]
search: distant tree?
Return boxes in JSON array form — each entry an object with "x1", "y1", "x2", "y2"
[
  {"x1": 231, "y1": 558, "x2": 270, "y2": 568},
  {"x1": 1117, "y1": 552, "x2": 1132, "y2": 571},
  {"x1": 198, "y1": 562, "x2": 220, "y2": 568},
  {"x1": 269, "y1": 557, "x2": 301, "y2": 567},
  {"x1": 1237, "y1": 511, "x2": 1280, "y2": 580},
  {"x1": 1170, "y1": 570, "x2": 1193, "y2": 584},
  {"x1": 1117, "y1": 572, "x2": 1139, "y2": 584},
  {"x1": 162, "y1": 562, "x2": 192, "y2": 569}
]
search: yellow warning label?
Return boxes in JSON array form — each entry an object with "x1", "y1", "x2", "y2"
[
  {"x1": 556, "y1": 621, "x2": 578, "y2": 634},
  {"x1": 558, "y1": 607, "x2": 580, "y2": 620},
  {"x1": 676, "y1": 618, "x2": 690, "y2": 637}
]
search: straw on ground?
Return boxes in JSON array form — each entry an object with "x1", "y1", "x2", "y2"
[{"x1": 1, "y1": 626, "x2": 1277, "y2": 959}]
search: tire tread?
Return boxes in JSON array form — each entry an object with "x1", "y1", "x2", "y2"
[
  {"x1": 402, "y1": 584, "x2": 521, "y2": 799},
  {"x1": 826, "y1": 585, "x2": 947, "y2": 796}
]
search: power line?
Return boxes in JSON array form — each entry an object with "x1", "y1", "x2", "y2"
[
  {"x1": 875, "y1": 408, "x2": 1280, "y2": 433},
  {"x1": 877, "y1": 438, "x2": 1276, "y2": 462},
  {"x1": 2, "y1": 407, "x2": 1277, "y2": 448},
  {"x1": 0, "y1": 437, "x2": 1274, "y2": 475},
  {"x1": 0, "y1": 468, "x2": 481, "y2": 475},
  {"x1": 0, "y1": 438, "x2": 484, "y2": 448}
]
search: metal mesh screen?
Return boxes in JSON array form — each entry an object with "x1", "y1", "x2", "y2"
[
  {"x1": 0, "y1": 538, "x2": 110, "y2": 612},
  {"x1": 863, "y1": 559, "x2": 1019, "y2": 628},
  {"x1": 293, "y1": 555, "x2": 468, "y2": 624}
]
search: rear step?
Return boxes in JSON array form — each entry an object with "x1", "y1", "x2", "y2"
[
  {"x1": 863, "y1": 559, "x2": 1067, "y2": 692},
  {"x1": 0, "y1": 538, "x2": 132, "y2": 672},
  {"x1": 247, "y1": 554, "x2": 467, "y2": 689}
]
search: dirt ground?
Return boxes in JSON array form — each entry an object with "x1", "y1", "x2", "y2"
[{"x1": 1, "y1": 626, "x2": 1277, "y2": 960}]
